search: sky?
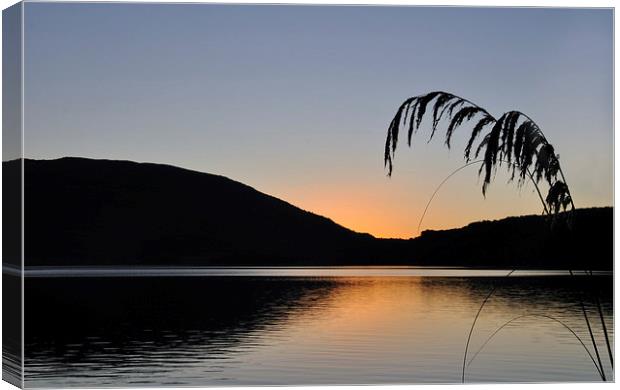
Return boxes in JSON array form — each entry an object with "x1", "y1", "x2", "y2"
[{"x1": 21, "y1": 3, "x2": 613, "y2": 238}]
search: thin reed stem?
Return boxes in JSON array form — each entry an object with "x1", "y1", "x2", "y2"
[
  {"x1": 417, "y1": 160, "x2": 548, "y2": 234},
  {"x1": 587, "y1": 270, "x2": 613, "y2": 370},
  {"x1": 417, "y1": 160, "x2": 484, "y2": 234},
  {"x1": 461, "y1": 270, "x2": 515, "y2": 383},
  {"x1": 466, "y1": 314, "x2": 604, "y2": 380},
  {"x1": 570, "y1": 269, "x2": 606, "y2": 381}
]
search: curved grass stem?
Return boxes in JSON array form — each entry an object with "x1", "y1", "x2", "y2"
[
  {"x1": 384, "y1": 90, "x2": 607, "y2": 382},
  {"x1": 466, "y1": 314, "x2": 604, "y2": 380},
  {"x1": 570, "y1": 269, "x2": 606, "y2": 381},
  {"x1": 417, "y1": 160, "x2": 548, "y2": 235},
  {"x1": 587, "y1": 270, "x2": 614, "y2": 370},
  {"x1": 461, "y1": 269, "x2": 515, "y2": 383}
]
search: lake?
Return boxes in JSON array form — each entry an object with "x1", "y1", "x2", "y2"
[{"x1": 19, "y1": 267, "x2": 614, "y2": 386}]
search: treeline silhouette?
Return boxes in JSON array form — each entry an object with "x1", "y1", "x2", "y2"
[
  {"x1": 410, "y1": 208, "x2": 612, "y2": 269},
  {"x1": 9, "y1": 158, "x2": 611, "y2": 269}
]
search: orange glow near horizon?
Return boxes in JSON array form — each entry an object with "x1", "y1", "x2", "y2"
[
  {"x1": 267, "y1": 184, "x2": 471, "y2": 239},
  {"x1": 260, "y1": 166, "x2": 612, "y2": 239},
  {"x1": 268, "y1": 181, "x2": 421, "y2": 239},
  {"x1": 298, "y1": 194, "x2": 414, "y2": 239}
]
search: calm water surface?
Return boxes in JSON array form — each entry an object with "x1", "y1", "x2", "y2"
[{"x1": 22, "y1": 267, "x2": 613, "y2": 386}]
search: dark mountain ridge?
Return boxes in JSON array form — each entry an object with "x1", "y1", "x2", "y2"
[
  {"x1": 409, "y1": 208, "x2": 612, "y2": 270},
  {"x1": 4, "y1": 158, "x2": 612, "y2": 269},
  {"x1": 16, "y1": 157, "x2": 373, "y2": 266}
]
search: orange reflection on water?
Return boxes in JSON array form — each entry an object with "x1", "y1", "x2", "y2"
[{"x1": 243, "y1": 276, "x2": 612, "y2": 383}]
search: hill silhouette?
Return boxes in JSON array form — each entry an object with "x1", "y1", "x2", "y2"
[
  {"x1": 6, "y1": 158, "x2": 612, "y2": 269},
  {"x1": 410, "y1": 208, "x2": 612, "y2": 270}
]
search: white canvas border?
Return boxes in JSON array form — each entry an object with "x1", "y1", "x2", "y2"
[{"x1": 0, "y1": 1, "x2": 615, "y2": 390}]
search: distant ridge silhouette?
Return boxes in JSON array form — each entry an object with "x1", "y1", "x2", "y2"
[{"x1": 5, "y1": 158, "x2": 612, "y2": 269}]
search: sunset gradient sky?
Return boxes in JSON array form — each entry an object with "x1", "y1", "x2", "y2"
[{"x1": 23, "y1": 4, "x2": 613, "y2": 238}]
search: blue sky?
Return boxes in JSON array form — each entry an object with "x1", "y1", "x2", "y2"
[{"x1": 22, "y1": 3, "x2": 613, "y2": 237}]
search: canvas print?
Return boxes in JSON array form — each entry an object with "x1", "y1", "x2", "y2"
[{"x1": 2, "y1": 2, "x2": 614, "y2": 387}]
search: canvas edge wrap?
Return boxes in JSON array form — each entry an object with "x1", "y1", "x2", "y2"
[{"x1": 3, "y1": 2, "x2": 24, "y2": 388}]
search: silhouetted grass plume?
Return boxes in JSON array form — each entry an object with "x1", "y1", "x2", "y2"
[
  {"x1": 384, "y1": 91, "x2": 574, "y2": 215},
  {"x1": 384, "y1": 91, "x2": 611, "y2": 381}
]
